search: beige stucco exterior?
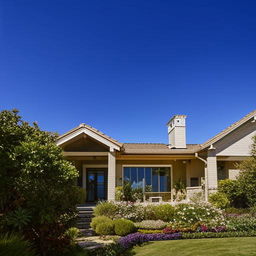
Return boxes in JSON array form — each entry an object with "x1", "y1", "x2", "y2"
[{"x1": 56, "y1": 110, "x2": 256, "y2": 202}]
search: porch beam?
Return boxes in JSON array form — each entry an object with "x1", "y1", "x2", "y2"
[{"x1": 63, "y1": 151, "x2": 108, "y2": 156}]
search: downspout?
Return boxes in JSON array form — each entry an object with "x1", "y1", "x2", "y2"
[{"x1": 195, "y1": 153, "x2": 208, "y2": 202}]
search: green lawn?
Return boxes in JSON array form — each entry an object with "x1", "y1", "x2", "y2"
[{"x1": 128, "y1": 237, "x2": 256, "y2": 256}]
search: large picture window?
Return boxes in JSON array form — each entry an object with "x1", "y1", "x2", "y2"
[{"x1": 123, "y1": 167, "x2": 171, "y2": 192}]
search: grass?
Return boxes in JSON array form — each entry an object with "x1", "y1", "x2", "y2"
[{"x1": 129, "y1": 237, "x2": 256, "y2": 256}]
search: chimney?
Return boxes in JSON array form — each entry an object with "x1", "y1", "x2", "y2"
[{"x1": 167, "y1": 115, "x2": 187, "y2": 148}]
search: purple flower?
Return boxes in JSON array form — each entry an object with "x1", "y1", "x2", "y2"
[{"x1": 118, "y1": 232, "x2": 181, "y2": 249}]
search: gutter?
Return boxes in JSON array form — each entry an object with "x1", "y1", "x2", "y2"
[{"x1": 195, "y1": 153, "x2": 208, "y2": 201}]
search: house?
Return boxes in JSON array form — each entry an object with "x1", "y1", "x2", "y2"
[{"x1": 56, "y1": 110, "x2": 256, "y2": 202}]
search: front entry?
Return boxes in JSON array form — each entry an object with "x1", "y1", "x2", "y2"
[{"x1": 86, "y1": 168, "x2": 107, "y2": 202}]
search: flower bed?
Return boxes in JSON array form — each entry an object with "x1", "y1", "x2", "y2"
[{"x1": 118, "y1": 232, "x2": 182, "y2": 249}]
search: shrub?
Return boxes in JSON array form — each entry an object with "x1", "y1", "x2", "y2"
[
  {"x1": 118, "y1": 232, "x2": 181, "y2": 249},
  {"x1": 218, "y1": 179, "x2": 248, "y2": 208},
  {"x1": 135, "y1": 220, "x2": 167, "y2": 230},
  {"x1": 90, "y1": 216, "x2": 112, "y2": 230},
  {"x1": 227, "y1": 216, "x2": 256, "y2": 231},
  {"x1": 114, "y1": 219, "x2": 135, "y2": 236},
  {"x1": 115, "y1": 186, "x2": 123, "y2": 201},
  {"x1": 153, "y1": 204, "x2": 175, "y2": 222},
  {"x1": 209, "y1": 192, "x2": 230, "y2": 209},
  {"x1": 189, "y1": 192, "x2": 204, "y2": 203},
  {"x1": 0, "y1": 233, "x2": 37, "y2": 256},
  {"x1": 174, "y1": 203, "x2": 225, "y2": 225},
  {"x1": 64, "y1": 227, "x2": 80, "y2": 242},
  {"x1": 182, "y1": 231, "x2": 256, "y2": 239},
  {"x1": 95, "y1": 222, "x2": 115, "y2": 236},
  {"x1": 93, "y1": 202, "x2": 118, "y2": 218},
  {"x1": 138, "y1": 229, "x2": 163, "y2": 234}
]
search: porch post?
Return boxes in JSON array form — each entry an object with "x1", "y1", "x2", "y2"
[
  {"x1": 108, "y1": 151, "x2": 116, "y2": 200},
  {"x1": 207, "y1": 148, "x2": 218, "y2": 193}
]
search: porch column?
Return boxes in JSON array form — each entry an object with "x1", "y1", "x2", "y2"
[
  {"x1": 108, "y1": 151, "x2": 116, "y2": 200},
  {"x1": 207, "y1": 148, "x2": 218, "y2": 193}
]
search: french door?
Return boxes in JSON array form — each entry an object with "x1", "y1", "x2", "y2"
[{"x1": 86, "y1": 168, "x2": 107, "y2": 202}]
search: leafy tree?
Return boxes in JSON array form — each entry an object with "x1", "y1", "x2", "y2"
[
  {"x1": 238, "y1": 135, "x2": 256, "y2": 207},
  {"x1": 0, "y1": 109, "x2": 82, "y2": 255}
]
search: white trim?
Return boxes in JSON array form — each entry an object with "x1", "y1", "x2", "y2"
[
  {"x1": 57, "y1": 127, "x2": 121, "y2": 151},
  {"x1": 121, "y1": 164, "x2": 173, "y2": 201}
]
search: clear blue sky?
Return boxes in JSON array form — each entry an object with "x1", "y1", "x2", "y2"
[{"x1": 0, "y1": 1, "x2": 255, "y2": 144}]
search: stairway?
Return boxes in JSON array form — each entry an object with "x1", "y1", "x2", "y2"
[{"x1": 76, "y1": 204, "x2": 95, "y2": 233}]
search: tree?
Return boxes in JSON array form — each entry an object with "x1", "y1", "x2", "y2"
[
  {"x1": 0, "y1": 110, "x2": 83, "y2": 255},
  {"x1": 238, "y1": 135, "x2": 256, "y2": 207}
]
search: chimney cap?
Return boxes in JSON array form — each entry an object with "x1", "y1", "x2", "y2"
[{"x1": 166, "y1": 115, "x2": 187, "y2": 126}]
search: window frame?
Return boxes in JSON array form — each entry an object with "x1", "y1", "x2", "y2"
[{"x1": 122, "y1": 165, "x2": 173, "y2": 193}]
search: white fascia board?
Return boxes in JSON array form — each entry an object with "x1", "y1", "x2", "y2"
[{"x1": 56, "y1": 127, "x2": 120, "y2": 151}]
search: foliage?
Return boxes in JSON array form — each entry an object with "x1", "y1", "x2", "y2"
[
  {"x1": 138, "y1": 229, "x2": 163, "y2": 234},
  {"x1": 115, "y1": 186, "x2": 123, "y2": 201},
  {"x1": 218, "y1": 179, "x2": 248, "y2": 208},
  {"x1": 227, "y1": 216, "x2": 256, "y2": 231},
  {"x1": 224, "y1": 207, "x2": 251, "y2": 215},
  {"x1": 0, "y1": 233, "x2": 37, "y2": 256},
  {"x1": 5, "y1": 208, "x2": 31, "y2": 231},
  {"x1": 173, "y1": 202, "x2": 225, "y2": 226},
  {"x1": 113, "y1": 219, "x2": 135, "y2": 236},
  {"x1": 209, "y1": 192, "x2": 230, "y2": 209},
  {"x1": 118, "y1": 232, "x2": 181, "y2": 249},
  {"x1": 135, "y1": 220, "x2": 167, "y2": 230},
  {"x1": 189, "y1": 192, "x2": 204, "y2": 203},
  {"x1": 173, "y1": 180, "x2": 186, "y2": 202},
  {"x1": 0, "y1": 109, "x2": 82, "y2": 255},
  {"x1": 238, "y1": 136, "x2": 256, "y2": 207},
  {"x1": 64, "y1": 227, "x2": 80, "y2": 242},
  {"x1": 122, "y1": 181, "x2": 134, "y2": 201},
  {"x1": 93, "y1": 202, "x2": 118, "y2": 218},
  {"x1": 153, "y1": 204, "x2": 175, "y2": 222},
  {"x1": 182, "y1": 230, "x2": 256, "y2": 239},
  {"x1": 95, "y1": 222, "x2": 115, "y2": 236},
  {"x1": 90, "y1": 216, "x2": 113, "y2": 231}
]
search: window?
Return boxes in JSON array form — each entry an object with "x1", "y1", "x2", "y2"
[
  {"x1": 123, "y1": 167, "x2": 171, "y2": 192},
  {"x1": 190, "y1": 177, "x2": 200, "y2": 187}
]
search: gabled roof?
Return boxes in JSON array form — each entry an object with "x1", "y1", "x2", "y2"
[
  {"x1": 200, "y1": 110, "x2": 256, "y2": 150},
  {"x1": 57, "y1": 123, "x2": 123, "y2": 151}
]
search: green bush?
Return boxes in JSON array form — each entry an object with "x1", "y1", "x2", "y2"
[
  {"x1": 209, "y1": 192, "x2": 230, "y2": 209},
  {"x1": 227, "y1": 217, "x2": 256, "y2": 231},
  {"x1": 114, "y1": 219, "x2": 135, "y2": 236},
  {"x1": 135, "y1": 220, "x2": 167, "y2": 230},
  {"x1": 153, "y1": 204, "x2": 175, "y2": 222},
  {"x1": 174, "y1": 203, "x2": 225, "y2": 225},
  {"x1": 64, "y1": 227, "x2": 80, "y2": 242},
  {"x1": 115, "y1": 186, "x2": 123, "y2": 201},
  {"x1": 90, "y1": 216, "x2": 112, "y2": 230},
  {"x1": 93, "y1": 202, "x2": 118, "y2": 218},
  {"x1": 182, "y1": 230, "x2": 256, "y2": 239},
  {"x1": 224, "y1": 208, "x2": 251, "y2": 215},
  {"x1": 218, "y1": 179, "x2": 248, "y2": 208},
  {"x1": 95, "y1": 222, "x2": 115, "y2": 235},
  {"x1": 0, "y1": 233, "x2": 37, "y2": 256}
]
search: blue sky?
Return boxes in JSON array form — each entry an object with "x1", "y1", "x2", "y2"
[{"x1": 0, "y1": 0, "x2": 255, "y2": 144}]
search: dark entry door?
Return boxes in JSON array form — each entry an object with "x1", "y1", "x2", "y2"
[{"x1": 86, "y1": 169, "x2": 107, "y2": 202}]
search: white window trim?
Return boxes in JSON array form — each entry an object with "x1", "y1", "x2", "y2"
[{"x1": 121, "y1": 165, "x2": 173, "y2": 197}]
